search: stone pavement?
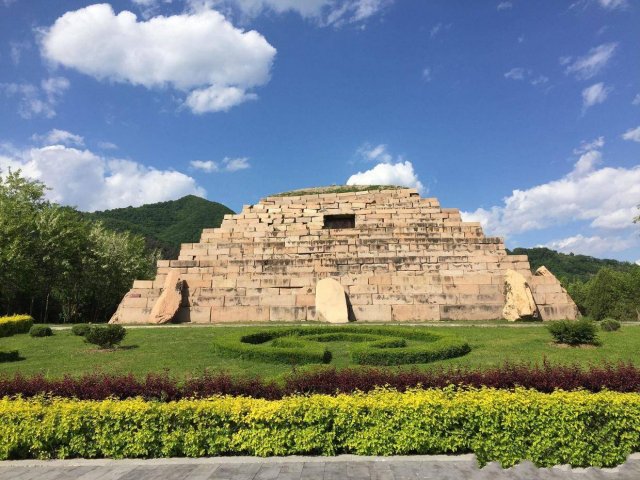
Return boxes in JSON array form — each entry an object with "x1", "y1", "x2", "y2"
[{"x1": 1, "y1": 454, "x2": 639, "y2": 480}]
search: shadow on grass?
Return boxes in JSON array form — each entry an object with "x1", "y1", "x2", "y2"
[
  {"x1": 85, "y1": 344, "x2": 140, "y2": 354},
  {"x1": 0, "y1": 351, "x2": 25, "y2": 363}
]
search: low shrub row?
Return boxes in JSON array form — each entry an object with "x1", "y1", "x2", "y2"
[
  {"x1": 0, "y1": 388, "x2": 638, "y2": 467},
  {"x1": 213, "y1": 326, "x2": 470, "y2": 366},
  {"x1": 3, "y1": 362, "x2": 640, "y2": 401},
  {"x1": 0, "y1": 315, "x2": 34, "y2": 338}
]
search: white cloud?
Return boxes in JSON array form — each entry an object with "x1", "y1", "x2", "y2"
[
  {"x1": 190, "y1": 156, "x2": 250, "y2": 173},
  {"x1": 461, "y1": 141, "x2": 640, "y2": 240},
  {"x1": 221, "y1": 0, "x2": 392, "y2": 26},
  {"x1": 0, "y1": 144, "x2": 205, "y2": 211},
  {"x1": 582, "y1": 82, "x2": 610, "y2": 109},
  {"x1": 598, "y1": 0, "x2": 628, "y2": 9},
  {"x1": 564, "y1": 43, "x2": 617, "y2": 80},
  {"x1": 32, "y1": 129, "x2": 84, "y2": 147},
  {"x1": 223, "y1": 157, "x2": 250, "y2": 171},
  {"x1": 97, "y1": 141, "x2": 118, "y2": 150},
  {"x1": 545, "y1": 234, "x2": 635, "y2": 256},
  {"x1": 504, "y1": 68, "x2": 548, "y2": 87},
  {"x1": 530, "y1": 75, "x2": 548, "y2": 86},
  {"x1": 185, "y1": 85, "x2": 257, "y2": 113},
  {"x1": 622, "y1": 126, "x2": 640, "y2": 143},
  {"x1": 190, "y1": 160, "x2": 219, "y2": 173},
  {"x1": 131, "y1": 0, "x2": 173, "y2": 18},
  {"x1": 429, "y1": 22, "x2": 452, "y2": 39},
  {"x1": 633, "y1": 94, "x2": 640, "y2": 106},
  {"x1": 504, "y1": 67, "x2": 526, "y2": 80},
  {"x1": 40, "y1": 4, "x2": 276, "y2": 114},
  {"x1": 497, "y1": 1, "x2": 512, "y2": 10},
  {"x1": 0, "y1": 77, "x2": 69, "y2": 118},
  {"x1": 9, "y1": 41, "x2": 30, "y2": 64},
  {"x1": 347, "y1": 161, "x2": 424, "y2": 192},
  {"x1": 422, "y1": 67, "x2": 432, "y2": 82},
  {"x1": 357, "y1": 143, "x2": 393, "y2": 163},
  {"x1": 573, "y1": 136, "x2": 604, "y2": 154}
]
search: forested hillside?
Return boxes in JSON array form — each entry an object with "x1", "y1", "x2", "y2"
[{"x1": 86, "y1": 195, "x2": 234, "y2": 259}]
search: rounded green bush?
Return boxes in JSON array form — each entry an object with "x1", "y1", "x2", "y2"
[
  {"x1": 547, "y1": 319, "x2": 598, "y2": 346},
  {"x1": 212, "y1": 326, "x2": 470, "y2": 365},
  {"x1": 600, "y1": 318, "x2": 621, "y2": 332},
  {"x1": 85, "y1": 325, "x2": 126, "y2": 349},
  {"x1": 71, "y1": 323, "x2": 91, "y2": 337},
  {"x1": 29, "y1": 325, "x2": 53, "y2": 337}
]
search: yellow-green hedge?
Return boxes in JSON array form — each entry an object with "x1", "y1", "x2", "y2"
[
  {"x1": 1, "y1": 388, "x2": 639, "y2": 466},
  {"x1": 0, "y1": 315, "x2": 33, "y2": 337}
]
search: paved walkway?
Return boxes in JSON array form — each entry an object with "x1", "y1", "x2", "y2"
[{"x1": 1, "y1": 455, "x2": 639, "y2": 480}]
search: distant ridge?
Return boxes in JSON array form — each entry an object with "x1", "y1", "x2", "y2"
[
  {"x1": 508, "y1": 247, "x2": 635, "y2": 283},
  {"x1": 86, "y1": 195, "x2": 234, "y2": 259}
]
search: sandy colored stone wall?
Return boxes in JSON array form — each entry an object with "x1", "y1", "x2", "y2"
[{"x1": 110, "y1": 187, "x2": 579, "y2": 324}]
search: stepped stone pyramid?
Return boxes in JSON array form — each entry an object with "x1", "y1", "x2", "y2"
[{"x1": 110, "y1": 186, "x2": 579, "y2": 324}]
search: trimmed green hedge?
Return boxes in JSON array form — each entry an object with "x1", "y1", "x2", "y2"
[
  {"x1": 547, "y1": 319, "x2": 599, "y2": 346},
  {"x1": 29, "y1": 325, "x2": 53, "y2": 337},
  {"x1": 212, "y1": 326, "x2": 470, "y2": 365},
  {"x1": 0, "y1": 315, "x2": 34, "y2": 338},
  {"x1": 0, "y1": 388, "x2": 639, "y2": 467},
  {"x1": 71, "y1": 324, "x2": 92, "y2": 337}
]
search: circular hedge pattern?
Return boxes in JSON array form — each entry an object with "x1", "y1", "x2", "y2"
[{"x1": 212, "y1": 326, "x2": 471, "y2": 366}]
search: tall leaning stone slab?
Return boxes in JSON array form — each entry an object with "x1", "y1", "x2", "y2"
[
  {"x1": 502, "y1": 269, "x2": 538, "y2": 321},
  {"x1": 315, "y1": 278, "x2": 349, "y2": 323},
  {"x1": 147, "y1": 270, "x2": 183, "y2": 324}
]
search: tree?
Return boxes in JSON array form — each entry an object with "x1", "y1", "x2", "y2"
[
  {"x1": 0, "y1": 171, "x2": 48, "y2": 313},
  {"x1": 0, "y1": 170, "x2": 156, "y2": 322},
  {"x1": 80, "y1": 223, "x2": 156, "y2": 322},
  {"x1": 575, "y1": 268, "x2": 639, "y2": 321}
]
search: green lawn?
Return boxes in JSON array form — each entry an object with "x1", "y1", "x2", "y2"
[{"x1": 0, "y1": 324, "x2": 638, "y2": 380}]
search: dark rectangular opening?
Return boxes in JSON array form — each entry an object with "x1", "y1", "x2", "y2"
[{"x1": 324, "y1": 214, "x2": 355, "y2": 229}]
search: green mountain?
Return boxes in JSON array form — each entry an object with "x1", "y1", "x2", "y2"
[
  {"x1": 86, "y1": 195, "x2": 234, "y2": 259},
  {"x1": 509, "y1": 247, "x2": 636, "y2": 283}
]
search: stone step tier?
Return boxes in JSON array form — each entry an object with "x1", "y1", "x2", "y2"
[{"x1": 110, "y1": 187, "x2": 579, "y2": 324}]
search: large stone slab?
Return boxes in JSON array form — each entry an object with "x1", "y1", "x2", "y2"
[
  {"x1": 147, "y1": 270, "x2": 183, "y2": 324},
  {"x1": 502, "y1": 269, "x2": 538, "y2": 321},
  {"x1": 315, "y1": 278, "x2": 349, "y2": 323}
]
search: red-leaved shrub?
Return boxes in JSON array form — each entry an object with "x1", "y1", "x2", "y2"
[{"x1": 1, "y1": 361, "x2": 639, "y2": 401}]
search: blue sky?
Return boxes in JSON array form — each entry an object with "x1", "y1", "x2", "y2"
[{"x1": 0, "y1": 0, "x2": 639, "y2": 261}]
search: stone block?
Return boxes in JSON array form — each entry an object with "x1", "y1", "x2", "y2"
[
  {"x1": 122, "y1": 296, "x2": 149, "y2": 308},
  {"x1": 260, "y1": 295, "x2": 296, "y2": 306},
  {"x1": 270, "y1": 306, "x2": 307, "y2": 322},
  {"x1": 440, "y1": 304, "x2": 503, "y2": 321},
  {"x1": 352, "y1": 305, "x2": 392, "y2": 322},
  {"x1": 175, "y1": 306, "x2": 211, "y2": 323},
  {"x1": 538, "y1": 304, "x2": 580, "y2": 321},
  {"x1": 392, "y1": 304, "x2": 440, "y2": 321},
  {"x1": 211, "y1": 306, "x2": 270, "y2": 322},
  {"x1": 111, "y1": 306, "x2": 151, "y2": 324},
  {"x1": 295, "y1": 294, "x2": 315, "y2": 307},
  {"x1": 132, "y1": 280, "x2": 153, "y2": 289}
]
